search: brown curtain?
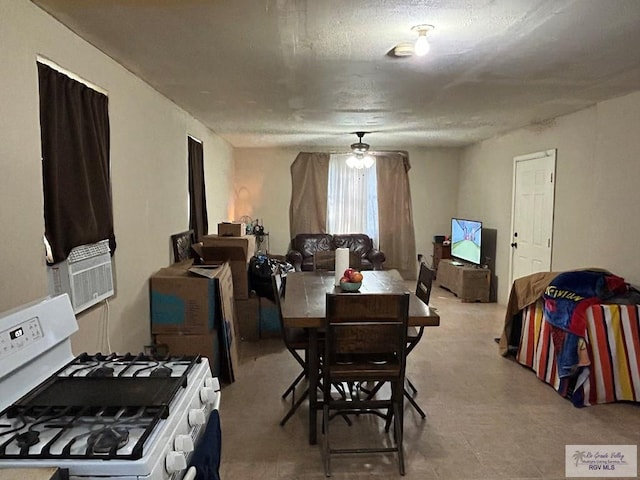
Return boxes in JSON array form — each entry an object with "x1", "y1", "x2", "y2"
[
  {"x1": 38, "y1": 62, "x2": 115, "y2": 264},
  {"x1": 188, "y1": 136, "x2": 208, "y2": 241},
  {"x1": 289, "y1": 152, "x2": 330, "y2": 238},
  {"x1": 376, "y1": 152, "x2": 417, "y2": 279}
]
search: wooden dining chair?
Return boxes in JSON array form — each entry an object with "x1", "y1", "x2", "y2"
[
  {"x1": 272, "y1": 271, "x2": 311, "y2": 426},
  {"x1": 362, "y1": 263, "x2": 431, "y2": 418},
  {"x1": 170, "y1": 229, "x2": 195, "y2": 263},
  {"x1": 403, "y1": 262, "x2": 434, "y2": 417},
  {"x1": 363, "y1": 262, "x2": 432, "y2": 414},
  {"x1": 322, "y1": 292, "x2": 410, "y2": 477}
]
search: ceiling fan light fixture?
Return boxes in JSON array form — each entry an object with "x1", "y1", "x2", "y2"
[
  {"x1": 412, "y1": 24, "x2": 434, "y2": 57},
  {"x1": 346, "y1": 153, "x2": 374, "y2": 169},
  {"x1": 346, "y1": 155, "x2": 359, "y2": 168},
  {"x1": 362, "y1": 154, "x2": 374, "y2": 169},
  {"x1": 347, "y1": 132, "x2": 374, "y2": 169},
  {"x1": 393, "y1": 42, "x2": 414, "y2": 57},
  {"x1": 350, "y1": 131, "x2": 370, "y2": 154},
  {"x1": 350, "y1": 142, "x2": 369, "y2": 154}
]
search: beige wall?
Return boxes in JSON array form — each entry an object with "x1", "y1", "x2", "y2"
[
  {"x1": 459, "y1": 91, "x2": 640, "y2": 304},
  {"x1": 0, "y1": 1, "x2": 234, "y2": 353},
  {"x1": 233, "y1": 148, "x2": 301, "y2": 256},
  {"x1": 408, "y1": 148, "x2": 460, "y2": 267},
  {"x1": 233, "y1": 147, "x2": 460, "y2": 273}
]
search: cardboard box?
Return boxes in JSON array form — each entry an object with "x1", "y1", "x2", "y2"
[
  {"x1": 196, "y1": 235, "x2": 256, "y2": 299},
  {"x1": 150, "y1": 260, "x2": 240, "y2": 383},
  {"x1": 217, "y1": 222, "x2": 246, "y2": 237},
  {"x1": 201, "y1": 234, "x2": 255, "y2": 255},
  {"x1": 154, "y1": 331, "x2": 221, "y2": 377},
  {"x1": 235, "y1": 296, "x2": 260, "y2": 341},
  {"x1": 150, "y1": 264, "x2": 218, "y2": 335},
  {"x1": 190, "y1": 262, "x2": 240, "y2": 383}
]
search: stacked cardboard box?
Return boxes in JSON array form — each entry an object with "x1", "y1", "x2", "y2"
[
  {"x1": 155, "y1": 331, "x2": 220, "y2": 375},
  {"x1": 194, "y1": 234, "x2": 256, "y2": 299},
  {"x1": 217, "y1": 222, "x2": 245, "y2": 237},
  {"x1": 149, "y1": 260, "x2": 217, "y2": 335},
  {"x1": 234, "y1": 295, "x2": 260, "y2": 341},
  {"x1": 149, "y1": 260, "x2": 240, "y2": 382}
]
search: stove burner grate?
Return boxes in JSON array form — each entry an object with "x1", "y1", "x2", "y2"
[
  {"x1": 87, "y1": 427, "x2": 129, "y2": 454},
  {"x1": 0, "y1": 404, "x2": 166, "y2": 460},
  {"x1": 0, "y1": 353, "x2": 204, "y2": 461}
]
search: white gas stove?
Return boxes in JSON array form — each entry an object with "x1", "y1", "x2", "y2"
[{"x1": 0, "y1": 295, "x2": 221, "y2": 480}]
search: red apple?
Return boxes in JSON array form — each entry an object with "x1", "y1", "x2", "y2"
[{"x1": 343, "y1": 268, "x2": 355, "y2": 281}]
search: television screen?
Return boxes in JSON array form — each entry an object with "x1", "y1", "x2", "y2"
[{"x1": 451, "y1": 218, "x2": 482, "y2": 265}]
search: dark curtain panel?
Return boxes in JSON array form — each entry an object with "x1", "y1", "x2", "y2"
[
  {"x1": 38, "y1": 62, "x2": 115, "y2": 264},
  {"x1": 188, "y1": 136, "x2": 208, "y2": 241}
]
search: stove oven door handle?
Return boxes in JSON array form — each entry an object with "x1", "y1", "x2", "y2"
[{"x1": 183, "y1": 467, "x2": 197, "y2": 480}]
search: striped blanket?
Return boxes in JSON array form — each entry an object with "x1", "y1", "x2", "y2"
[{"x1": 516, "y1": 299, "x2": 640, "y2": 407}]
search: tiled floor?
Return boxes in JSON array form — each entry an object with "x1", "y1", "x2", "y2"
[{"x1": 219, "y1": 287, "x2": 640, "y2": 479}]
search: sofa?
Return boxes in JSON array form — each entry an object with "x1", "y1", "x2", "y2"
[{"x1": 286, "y1": 233, "x2": 385, "y2": 272}]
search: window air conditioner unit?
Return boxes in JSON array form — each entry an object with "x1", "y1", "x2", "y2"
[{"x1": 47, "y1": 239, "x2": 114, "y2": 314}]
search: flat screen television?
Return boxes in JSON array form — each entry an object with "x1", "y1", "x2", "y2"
[{"x1": 451, "y1": 218, "x2": 482, "y2": 265}]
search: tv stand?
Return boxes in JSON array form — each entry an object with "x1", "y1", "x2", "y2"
[{"x1": 437, "y1": 259, "x2": 491, "y2": 302}]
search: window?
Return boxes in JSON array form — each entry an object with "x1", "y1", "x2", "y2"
[
  {"x1": 38, "y1": 60, "x2": 115, "y2": 264},
  {"x1": 326, "y1": 154, "x2": 379, "y2": 247},
  {"x1": 188, "y1": 136, "x2": 208, "y2": 241},
  {"x1": 290, "y1": 151, "x2": 416, "y2": 278}
]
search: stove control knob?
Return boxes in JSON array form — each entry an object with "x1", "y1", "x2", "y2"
[
  {"x1": 165, "y1": 450, "x2": 187, "y2": 473},
  {"x1": 204, "y1": 377, "x2": 220, "y2": 390},
  {"x1": 200, "y1": 386, "x2": 216, "y2": 404},
  {"x1": 188, "y1": 409, "x2": 206, "y2": 426},
  {"x1": 174, "y1": 434, "x2": 195, "y2": 453}
]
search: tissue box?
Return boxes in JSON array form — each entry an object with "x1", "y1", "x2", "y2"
[{"x1": 217, "y1": 222, "x2": 245, "y2": 237}]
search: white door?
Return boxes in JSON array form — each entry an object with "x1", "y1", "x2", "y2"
[{"x1": 509, "y1": 149, "x2": 556, "y2": 285}]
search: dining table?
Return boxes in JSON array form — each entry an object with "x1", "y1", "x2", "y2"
[{"x1": 280, "y1": 269, "x2": 440, "y2": 445}]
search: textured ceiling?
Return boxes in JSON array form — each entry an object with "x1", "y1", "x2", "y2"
[{"x1": 31, "y1": 0, "x2": 640, "y2": 149}]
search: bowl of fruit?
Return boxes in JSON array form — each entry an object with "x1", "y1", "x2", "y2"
[{"x1": 339, "y1": 268, "x2": 364, "y2": 292}]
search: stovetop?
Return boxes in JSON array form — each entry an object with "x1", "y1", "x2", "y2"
[
  {"x1": 0, "y1": 352, "x2": 203, "y2": 461},
  {"x1": 57, "y1": 352, "x2": 197, "y2": 378}
]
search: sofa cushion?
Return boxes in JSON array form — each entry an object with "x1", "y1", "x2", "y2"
[
  {"x1": 292, "y1": 233, "x2": 333, "y2": 258},
  {"x1": 332, "y1": 234, "x2": 373, "y2": 259}
]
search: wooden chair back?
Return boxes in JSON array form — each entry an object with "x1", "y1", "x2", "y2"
[
  {"x1": 416, "y1": 262, "x2": 434, "y2": 305},
  {"x1": 170, "y1": 230, "x2": 195, "y2": 263},
  {"x1": 322, "y1": 292, "x2": 410, "y2": 476},
  {"x1": 271, "y1": 271, "x2": 285, "y2": 325},
  {"x1": 324, "y1": 293, "x2": 409, "y2": 377}
]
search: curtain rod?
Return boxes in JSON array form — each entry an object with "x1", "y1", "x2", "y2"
[
  {"x1": 36, "y1": 55, "x2": 108, "y2": 96},
  {"x1": 327, "y1": 150, "x2": 408, "y2": 157}
]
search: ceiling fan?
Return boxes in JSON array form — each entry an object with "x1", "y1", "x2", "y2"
[
  {"x1": 350, "y1": 131, "x2": 370, "y2": 154},
  {"x1": 347, "y1": 132, "x2": 374, "y2": 169}
]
